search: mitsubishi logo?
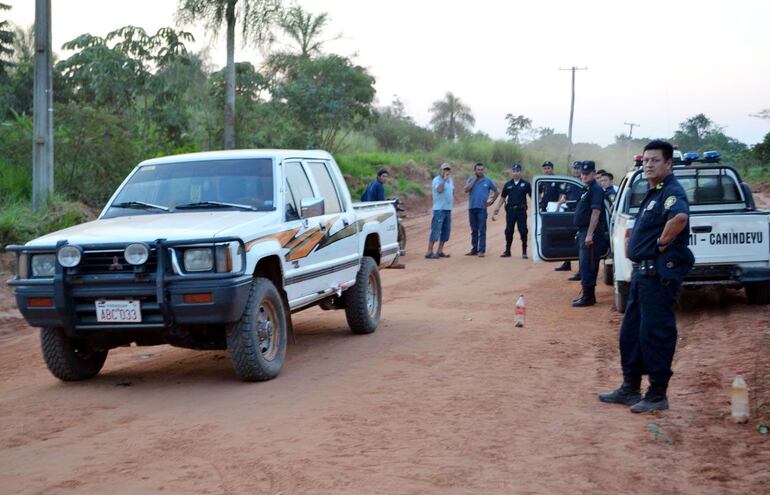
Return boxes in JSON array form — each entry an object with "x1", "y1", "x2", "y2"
[{"x1": 108, "y1": 256, "x2": 124, "y2": 271}]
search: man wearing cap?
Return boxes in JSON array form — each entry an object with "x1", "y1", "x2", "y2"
[
  {"x1": 463, "y1": 162, "x2": 499, "y2": 257},
  {"x1": 599, "y1": 140, "x2": 691, "y2": 413},
  {"x1": 426, "y1": 163, "x2": 454, "y2": 259},
  {"x1": 538, "y1": 161, "x2": 560, "y2": 212},
  {"x1": 571, "y1": 160, "x2": 607, "y2": 307},
  {"x1": 554, "y1": 161, "x2": 585, "y2": 275},
  {"x1": 493, "y1": 163, "x2": 531, "y2": 258}
]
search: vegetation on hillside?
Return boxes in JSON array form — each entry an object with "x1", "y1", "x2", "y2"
[{"x1": 0, "y1": 2, "x2": 769, "y2": 245}]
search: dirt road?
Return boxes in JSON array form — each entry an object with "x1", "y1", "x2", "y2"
[{"x1": 1, "y1": 206, "x2": 769, "y2": 494}]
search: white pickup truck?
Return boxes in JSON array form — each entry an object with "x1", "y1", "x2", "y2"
[
  {"x1": 530, "y1": 159, "x2": 770, "y2": 312},
  {"x1": 7, "y1": 150, "x2": 400, "y2": 382}
]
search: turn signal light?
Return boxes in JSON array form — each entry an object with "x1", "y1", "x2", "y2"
[
  {"x1": 183, "y1": 293, "x2": 213, "y2": 304},
  {"x1": 28, "y1": 297, "x2": 53, "y2": 308}
]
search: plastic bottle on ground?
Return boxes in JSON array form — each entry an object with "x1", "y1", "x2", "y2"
[
  {"x1": 514, "y1": 295, "x2": 526, "y2": 328},
  {"x1": 731, "y1": 372, "x2": 750, "y2": 424}
]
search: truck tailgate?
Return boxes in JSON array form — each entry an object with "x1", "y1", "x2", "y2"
[{"x1": 689, "y1": 214, "x2": 770, "y2": 263}]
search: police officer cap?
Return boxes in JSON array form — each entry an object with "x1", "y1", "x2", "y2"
[
  {"x1": 572, "y1": 160, "x2": 583, "y2": 169},
  {"x1": 655, "y1": 244, "x2": 695, "y2": 279},
  {"x1": 542, "y1": 161, "x2": 554, "y2": 168},
  {"x1": 511, "y1": 163, "x2": 522, "y2": 170},
  {"x1": 580, "y1": 160, "x2": 596, "y2": 173}
]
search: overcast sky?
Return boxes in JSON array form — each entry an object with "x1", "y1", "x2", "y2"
[{"x1": 6, "y1": 0, "x2": 770, "y2": 146}]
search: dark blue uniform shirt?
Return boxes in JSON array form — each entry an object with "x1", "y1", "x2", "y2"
[
  {"x1": 501, "y1": 179, "x2": 531, "y2": 209},
  {"x1": 574, "y1": 179, "x2": 606, "y2": 231},
  {"x1": 539, "y1": 179, "x2": 560, "y2": 210},
  {"x1": 562, "y1": 182, "x2": 583, "y2": 201},
  {"x1": 627, "y1": 173, "x2": 690, "y2": 262}
]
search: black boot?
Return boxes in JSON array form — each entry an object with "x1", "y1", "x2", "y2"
[
  {"x1": 572, "y1": 286, "x2": 596, "y2": 307},
  {"x1": 598, "y1": 379, "x2": 642, "y2": 406},
  {"x1": 522, "y1": 243, "x2": 528, "y2": 259},
  {"x1": 567, "y1": 272, "x2": 582, "y2": 281},
  {"x1": 630, "y1": 385, "x2": 669, "y2": 413},
  {"x1": 555, "y1": 261, "x2": 571, "y2": 271}
]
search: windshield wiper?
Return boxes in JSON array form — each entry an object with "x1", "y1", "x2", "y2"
[
  {"x1": 112, "y1": 201, "x2": 170, "y2": 212},
  {"x1": 174, "y1": 201, "x2": 257, "y2": 211}
]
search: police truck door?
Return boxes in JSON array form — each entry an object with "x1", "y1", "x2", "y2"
[{"x1": 531, "y1": 175, "x2": 583, "y2": 263}]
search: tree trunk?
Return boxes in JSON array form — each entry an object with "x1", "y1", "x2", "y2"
[{"x1": 224, "y1": 0, "x2": 237, "y2": 150}]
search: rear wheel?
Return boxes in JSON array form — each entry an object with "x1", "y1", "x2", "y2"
[
  {"x1": 746, "y1": 281, "x2": 770, "y2": 305},
  {"x1": 40, "y1": 327, "x2": 108, "y2": 381},
  {"x1": 603, "y1": 261, "x2": 614, "y2": 286},
  {"x1": 344, "y1": 257, "x2": 382, "y2": 334},
  {"x1": 614, "y1": 281, "x2": 629, "y2": 314},
  {"x1": 227, "y1": 278, "x2": 287, "y2": 381}
]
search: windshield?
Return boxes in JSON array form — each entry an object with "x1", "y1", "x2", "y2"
[
  {"x1": 626, "y1": 167, "x2": 743, "y2": 213},
  {"x1": 103, "y1": 158, "x2": 274, "y2": 218}
]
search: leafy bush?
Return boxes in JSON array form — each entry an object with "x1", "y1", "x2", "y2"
[{"x1": 0, "y1": 197, "x2": 93, "y2": 246}]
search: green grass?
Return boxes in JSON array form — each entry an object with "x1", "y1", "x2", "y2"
[{"x1": 0, "y1": 198, "x2": 92, "y2": 246}]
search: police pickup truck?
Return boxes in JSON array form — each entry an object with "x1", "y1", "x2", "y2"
[
  {"x1": 531, "y1": 152, "x2": 770, "y2": 312},
  {"x1": 607, "y1": 153, "x2": 770, "y2": 311},
  {"x1": 7, "y1": 150, "x2": 400, "y2": 381}
]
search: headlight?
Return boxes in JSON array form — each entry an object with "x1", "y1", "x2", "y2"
[
  {"x1": 183, "y1": 248, "x2": 214, "y2": 272},
  {"x1": 124, "y1": 243, "x2": 149, "y2": 265},
  {"x1": 57, "y1": 245, "x2": 82, "y2": 268},
  {"x1": 31, "y1": 254, "x2": 56, "y2": 277}
]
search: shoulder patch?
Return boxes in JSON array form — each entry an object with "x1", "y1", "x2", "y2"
[{"x1": 664, "y1": 196, "x2": 677, "y2": 209}]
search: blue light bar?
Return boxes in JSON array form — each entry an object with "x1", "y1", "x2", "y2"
[
  {"x1": 684, "y1": 152, "x2": 700, "y2": 161},
  {"x1": 703, "y1": 150, "x2": 720, "y2": 160}
]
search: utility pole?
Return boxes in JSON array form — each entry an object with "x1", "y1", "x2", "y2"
[
  {"x1": 559, "y1": 66, "x2": 587, "y2": 168},
  {"x1": 623, "y1": 121, "x2": 639, "y2": 165},
  {"x1": 32, "y1": 0, "x2": 53, "y2": 210}
]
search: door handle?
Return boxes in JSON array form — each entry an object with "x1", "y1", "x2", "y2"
[
  {"x1": 343, "y1": 219, "x2": 349, "y2": 227},
  {"x1": 691, "y1": 226, "x2": 712, "y2": 233}
]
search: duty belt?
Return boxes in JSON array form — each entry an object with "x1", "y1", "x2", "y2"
[
  {"x1": 632, "y1": 259, "x2": 657, "y2": 276},
  {"x1": 506, "y1": 204, "x2": 525, "y2": 209}
]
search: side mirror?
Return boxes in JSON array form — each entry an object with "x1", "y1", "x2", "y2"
[{"x1": 300, "y1": 197, "x2": 325, "y2": 217}]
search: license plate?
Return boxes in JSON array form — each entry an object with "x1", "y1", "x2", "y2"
[{"x1": 95, "y1": 300, "x2": 142, "y2": 323}]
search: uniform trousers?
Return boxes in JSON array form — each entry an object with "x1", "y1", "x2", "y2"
[
  {"x1": 577, "y1": 230, "x2": 605, "y2": 288},
  {"x1": 504, "y1": 206, "x2": 527, "y2": 249},
  {"x1": 620, "y1": 270, "x2": 680, "y2": 395}
]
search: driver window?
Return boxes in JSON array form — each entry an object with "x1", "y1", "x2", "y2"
[{"x1": 284, "y1": 161, "x2": 315, "y2": 219}]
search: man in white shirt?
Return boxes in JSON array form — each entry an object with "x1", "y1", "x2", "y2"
[{"x1": 425, "y1": 163, "x2": 454, "y2": 259}]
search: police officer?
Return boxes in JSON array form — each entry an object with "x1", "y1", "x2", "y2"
[
  {"x1": 538, "y1": 161, "x2": 560, "y2": 212},
  {"x1": 493, "y1": 163, "x2": 532, "y2": 259},
  {"x1": 599, "y1": 140, "x2": 691, "y2": 413},
  {"x1": 571, "y1": 160, "x2": 606, "y2": 307},
  {"x1": 555, "y1": 161, "x2": 585, "y2": 276}
]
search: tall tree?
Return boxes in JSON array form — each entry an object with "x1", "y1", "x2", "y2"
[
  {"x1": 429, "y1": 92, "x2": 474, "y2": 140},
  {"x1": 0, "y1": 2, "x2": 13, "y2": 77},
  {"x1": 279, "y1": 5, "x2": 330, "y2": 57},
  {"x1": 176, "y1": 0, "x2": 282, "y2": 149},
  {"x1": 504, "y1": 113, "x2": 532, "y2": 143}
]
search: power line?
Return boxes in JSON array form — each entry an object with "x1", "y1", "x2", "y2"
[{"x1": 559, "y1": 66, "x2": 588, "y2": 167}]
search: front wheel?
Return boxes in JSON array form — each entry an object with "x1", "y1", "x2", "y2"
[
  {"x1": 343, "y1": 257, "x2": 382, "y2": 334},
  {"x1": 746, "y1": 281, "x2": 770, "y2": 305},
  {"x1": 227, "y1": 278, "x2": 287, "y2": 381},
  {"x1": 603, "y1": 261, "x2": 614, "y2": 286},
  {"x1": 40, "y1": 327, "x2": 108, "y2": 381}
]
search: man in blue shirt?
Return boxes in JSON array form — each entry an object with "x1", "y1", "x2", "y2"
[
  {"x1": 463, "y1": 162, "x2": 499, "y2": 257},
  {"x1": 599, "y1": 140, "x2": 691, "y2": 413},
  {"x1": 426, "y1": 163, "x2": 454, "y2": 259},
  {"x1": 571, "y1": 160, "x2": 607, "y2": 307},
  {"x1": 360, "y1": 169, "x2": 388, "y2": 201}
]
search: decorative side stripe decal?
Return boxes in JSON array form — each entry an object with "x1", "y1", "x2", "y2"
[{"x1": 285, "y1": 258, "x2": 360, "y2": 286}]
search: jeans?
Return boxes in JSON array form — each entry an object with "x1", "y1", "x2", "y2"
[
  {"x1": 468, "y1": 208, "x2": 488, "y2": 253},
  {"x1": 429, "y1": 210, "x2": 452, "y2": 242}
]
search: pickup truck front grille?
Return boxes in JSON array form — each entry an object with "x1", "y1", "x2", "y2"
[{"x1": 76, "y1": 248, "x2": 159, "y2": 276}]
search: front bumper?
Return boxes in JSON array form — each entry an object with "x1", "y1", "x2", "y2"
[{"x1": 7, "y1": 237, "x2": 252, "y2": 337}]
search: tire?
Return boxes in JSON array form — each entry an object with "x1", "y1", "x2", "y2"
[
  {"x1": 343, "y1": 257, "x2": 382, "y2": 334},
  {"x1": 745, "y1": 281, "x2": 770, "y2": 305},
  {"x1": 603, "y1": 261, "x2": 614, "y2": 286},
  {"x1": 226, "y1": 278, "x2": 287, "y2": 382},
  {"x1": 614, "y1": 281, "x2": 629, "y2": 314},
  {"x1": 40, "y1": 327, "x2": 108, "y2": 381},
  {"x1": 397, "y1": 222, "x2": 407, "y2": 254}
]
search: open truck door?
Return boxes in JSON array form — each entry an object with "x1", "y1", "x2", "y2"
[{"x1": 531, "y1": 175, "x2": 610, "y2": 263}]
